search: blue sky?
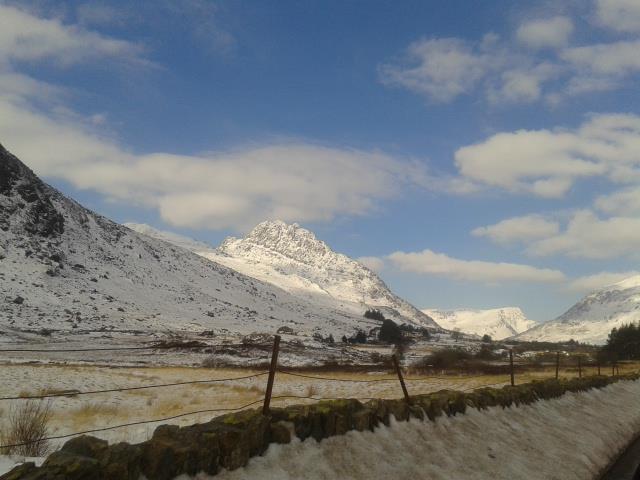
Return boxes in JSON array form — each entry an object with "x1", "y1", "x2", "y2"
[{"x1": 1, "y1": 0, "x2": 640, "y2": 321}]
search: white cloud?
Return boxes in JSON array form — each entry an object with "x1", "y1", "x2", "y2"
[
  {"x1": 563, "y1": 75, "x2": 619, "y2": 97},
  {"x1": 568, "y1": 271, "x2": 640, "y2": 292},
  {"x1": 387, "y1": 249, "x2": 565, "y2": 284},
  {"x1": 595, "y1": 187, "x2": 640, "y2": 215},
  {"x1": 562, "y1": 40, "x2": 640, "y2": 75},
  {"x1": 528, "y1": 210, "x2": 640, "y2": 259},
  {"x1": 0, "y1": 88, "x2": 425, "y2": 231},
  {"x1": 357, "y1": 256, "x2": 385, "y2": 273},
  {"x1": 378, "y1": 38, "x2": 493, "y2": 102},
  {"x1": 0, "y1": 3, "x2": 426, "y2": 232},
  {"x1": 0, "y1": 4, "x2": 143, "y2": 67},
  {"x1": 0, "y1": 72, "x2": 63, "y2": 101},
  {"x1": 596, "y1": 0, "x2": 640, "y2": 33},
  {"x1": 492, "y1": 63, "x2": 559, "y2": 104},
  {"x1": 454, "y1": 114, "x2": 640, "y2": 197},
  {"x1": 516, "y1": 16, "x2": 574, "y2": 49},
  {"x1": 381, "y1": 6, "x2": 640, "y2": 105},
  {"x1": 472, "y1": 215, "x2": 560, "y2": 245}
]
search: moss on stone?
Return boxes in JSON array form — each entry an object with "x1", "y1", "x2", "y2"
[{"x1": 4, "y1": 373, "x2": 638, "y2": 480}]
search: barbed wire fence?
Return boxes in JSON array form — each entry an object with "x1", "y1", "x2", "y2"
[{"x1": 0, "y1": 335, "x2": 632, "y2": 451}]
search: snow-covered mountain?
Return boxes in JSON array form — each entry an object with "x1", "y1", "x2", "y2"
[
  {"x1": 516, "y1": 276, "x2": 640, "y2": 345},
  {"x1": 0, "y1": 144, "x2": 389, "y2": 340},
  {"x1": 126, "y1": 221, "x2": 439, "y2": 330},
  {"x1": 422, "y1": 307, "x2": 535, "y2": 340}
]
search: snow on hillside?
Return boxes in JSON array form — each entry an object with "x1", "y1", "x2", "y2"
[
  {"x1": 422, "y1": 307, "x2": 536, "y2": 340},
  {"x1": 0, "y1": 144, "x2": 384, "y2": 342},
  {"x1": 127, "y1": 221, "x2": 439, "y2": 330},
  {"x1": 517, "y1": 275, "x2": 640, "y2": 344},
  {"x1": 182, "y1": 379, "x2": 640, "y2": 480}
]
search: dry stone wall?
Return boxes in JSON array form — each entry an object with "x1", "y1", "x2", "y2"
[{"x1": 3, "y1": 374, "x2": 637, "y2": 480}]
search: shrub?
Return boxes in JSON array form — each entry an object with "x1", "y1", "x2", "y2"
[
  {"x1": 475, "y1": 344, "x2": 500, "y2": 361},
  {"x1": 1, "y1": 400, "x2": 52, "y2": 457},
  {"x1": 201, "y1": 356, "x2": 218, "y2": 368},
  {"x1": 418, "y1": 349, "x2": 472, "y2": 370},
  {"x1": 346, "y1": 330, "x2": 368, "y2": 344},
  {"x1": 481, "y1": 334, "x2": 492, "y2": 343},
  {"x1": 312, "y1": 333, "x2": 335, "y2": 345}
]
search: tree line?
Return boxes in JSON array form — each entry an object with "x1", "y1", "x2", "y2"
[{"x1": 600, "y1": 323, "x2": 640, "y2": 361}]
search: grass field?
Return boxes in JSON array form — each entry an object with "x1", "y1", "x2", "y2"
[{"x1": 1, "y1": 361, "x2": 638, "y2": 451}]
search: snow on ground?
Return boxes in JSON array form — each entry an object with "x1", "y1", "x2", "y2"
[
  {"x1": 177, "y1": 379, "x2": 640, "y2": 480},
  {"x1": 0, "y1": 456, "x2": 43, "y2": 476},
  {"x1": 0, "y1": 362, "x2": 523, "y2": 475}
]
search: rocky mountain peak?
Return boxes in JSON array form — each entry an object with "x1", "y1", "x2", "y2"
[
  {"x1": 221, "y1": 220, "x2": 336, "y2": 266},
  {"x1": 131, "y1": 219, "x2": 439, "y2": 329}
]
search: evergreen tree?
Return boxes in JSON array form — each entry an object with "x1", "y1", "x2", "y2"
[
  {"x1": 364, "y1": 309, "x2": 386, "y2": 321},
  {"x1": 601, "y1": 323, "x2": 640, "y2": 360},
  {"x1": 379, "y1": 319, "x2": 402, "y2": 344}
]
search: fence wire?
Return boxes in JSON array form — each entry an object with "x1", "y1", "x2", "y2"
[
  {"x1": 0, "y1": 372, "x2": 269, "y2": 401},
  {"x1": 0, "y1": 393, "x2": 385, "y2": 450},
  {"x1": 0, "y1": 341, "x2": 632, "y2": 455},
  {"x1": 0, "y1": 344, "x2": 247, "y2": 353}
]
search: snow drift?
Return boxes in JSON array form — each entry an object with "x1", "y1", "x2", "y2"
[{"x1": 183, "y1": 379, "x2": 640, "y2": 480}]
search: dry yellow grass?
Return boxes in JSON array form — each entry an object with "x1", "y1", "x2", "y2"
[
  {"x1": 2, "y1": 361, "x2": 638, "y2": 440},
  {"x1": 305, "y1": 384, "x2": 319, "y2": 397},
  {"x1": 67, "y1": 402, "x2": 119, "y2": 429}
]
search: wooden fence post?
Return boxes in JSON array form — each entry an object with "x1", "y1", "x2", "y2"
[
  {"x1": 597, "y1": 358, "x2": 601, "y2": 376},
  {"x1": 392, "y1": 354, "x2": 411, "y2": 405},
  {"x1": 612, "y1": 361, "x2": 616, "y2": 377},
  {"x1": 509, "y1": 349, "x2": 515, "y2": 386},
  {"x1": 578, "y1": 356, "x2": 582, "y2": 378},
  {"x1": 262, "y1": 335, "x2": 281, "y2": 416},
  {"x1": 555, "y1": 351, "x2": 560, "y2": 379}
]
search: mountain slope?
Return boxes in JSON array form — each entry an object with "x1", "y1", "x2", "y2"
[
  {"x1": 126, "y1": 221, "x2": 439, "y2": 329},
  {"x1": 516, "y1": 276, "x2": 640, "y2": 344},
  {"x1": 422, "y1": 307, "x2": 535, "y2": 340},
  {"x1": 0, "y1": 144, "x2": 383, "y2": 340}
]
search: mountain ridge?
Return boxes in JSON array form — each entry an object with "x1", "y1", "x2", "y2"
[
  {"x1": 422, "y1": 307, "x2": 535, "y2": 340},
  {"x1": 516, "y1": 275, "x2": 640, "y2": 344},
  {"x1": 127, "y1": 220, "x2": 439, "y2": 330},
  {"x1": 0, "y1": 144, "x2": 386, "y2": 340}
]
